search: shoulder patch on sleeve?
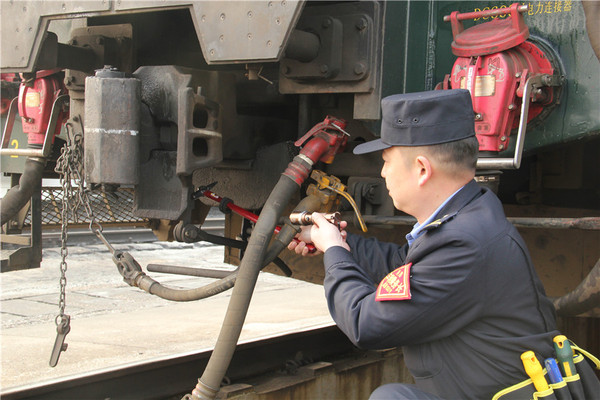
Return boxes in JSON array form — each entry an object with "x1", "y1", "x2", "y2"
[{"x1": 375, "y1": 263, "x2": 412, "y2": 301}]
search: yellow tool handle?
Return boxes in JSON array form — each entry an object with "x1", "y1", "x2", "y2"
[{"x1": 521, "y1": 351, "x2": 550, "y2": 392}]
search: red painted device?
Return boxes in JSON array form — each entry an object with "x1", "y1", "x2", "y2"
[
  {"x1": 17, "y1": 70, "x2": 68, "y2": 145},
  {"x1": 441, "y1": 3, "x2": 555, "y2": 152}
]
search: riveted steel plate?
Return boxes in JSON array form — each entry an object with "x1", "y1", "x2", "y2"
[
  {"x1": 190, "y1": 0, "x2": 304, "y2": 64},
  {"x1": 2, "y1": 1, "x2": 304, "y2": 71},
  {"x1": 0, "y1": 1, "x2": 109, "y2": 71}
]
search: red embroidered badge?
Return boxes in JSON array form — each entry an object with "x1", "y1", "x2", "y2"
[{"x1": 375, "y1": 263, "x2": 412, "y2": 301}]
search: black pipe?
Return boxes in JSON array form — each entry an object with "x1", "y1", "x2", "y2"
[
  {"x1": 117, "y1": 222, "x2": 292, "y2": 301},
  {"x1": 553, "y1": 258, "x2": 600, "y2": 317},
  {"x1": 0, "y1": 156, "x2": 46, "y2": 226},
  {"x1": 192, "y1": 158, "x2": 310, "y2": 400}
]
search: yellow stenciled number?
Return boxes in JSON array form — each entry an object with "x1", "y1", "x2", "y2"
[{"x1": 10, "y1": 139, "x2": 19, "y2": 158}]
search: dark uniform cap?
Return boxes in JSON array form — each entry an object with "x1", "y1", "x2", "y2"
[{"x1": 353, "y1": 89, "x2": 475, "y2": 154}]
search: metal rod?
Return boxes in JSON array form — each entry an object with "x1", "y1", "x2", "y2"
[
  {"x1": 476, "y1": 75, "x2": 541, "y2": 170},
  {"x1": 0, "y1": 94, "x2": 69, "y2": 158},
  {"x1": 443, "y1": 4, "x2": 529, "y2": 22},
  {"x1": 147, "y1": 264, "x2": 234, "y2": 279},
  {"x1": 351, "y1": 214, "x2": 600, "y2": 231},
  {"x1": 507, "y1": 217, "x2": 600, "y2": 230},
  {"x1": 1, "y1": 97, "x2": 18, "y2": 149}
]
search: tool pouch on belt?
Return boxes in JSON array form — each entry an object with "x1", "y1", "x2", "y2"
[{"x1": 492, "y1": 344, "x2": 600, "y2": 400}]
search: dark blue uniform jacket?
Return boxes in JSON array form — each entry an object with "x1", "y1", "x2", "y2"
[{"x1": 323, "y1": 180, "x2": 559, "y2": 399}]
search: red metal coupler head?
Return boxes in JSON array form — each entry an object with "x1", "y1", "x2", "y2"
[{"x1": 294, "y1": 115, "x2": 349, "y2": 164}]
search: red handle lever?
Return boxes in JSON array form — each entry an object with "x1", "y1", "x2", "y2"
[{"x1": 199, "y1": 189, "x2": 317, "y2": 253}]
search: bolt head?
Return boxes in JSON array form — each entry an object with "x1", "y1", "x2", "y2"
[
  {"x1": 354, "y1": 62, "x2": 366, "y2": 75},
  {"x1": 356, "y1": 18, "x2": 368, "y2": 30}
]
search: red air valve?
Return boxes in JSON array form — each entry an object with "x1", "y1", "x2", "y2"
[
  {"x1": 17, "y1": 70, "x2": 68, "y2": 146},
  {"x1": 441, "y1": 3, "x2": 556, "y2": 153}
]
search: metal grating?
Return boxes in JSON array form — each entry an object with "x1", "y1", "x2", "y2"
[{"x1": 24, "y1": 187, "x2": 146, "y2": 227}]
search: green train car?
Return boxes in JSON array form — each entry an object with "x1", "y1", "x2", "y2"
[{"x1": 1, "y1": 1, "x2": 598, "y2": 398}]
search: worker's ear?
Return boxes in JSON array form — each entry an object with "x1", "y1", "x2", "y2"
[{"x1": 415, "y1": 155, "x2": 433, "y2": 187}]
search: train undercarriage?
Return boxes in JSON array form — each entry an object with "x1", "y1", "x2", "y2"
[{"x1": 1, "y1": 1, "x2": 599, "y2": 398}]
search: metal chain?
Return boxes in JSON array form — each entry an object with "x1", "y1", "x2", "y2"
[
  {"x1": 54, "y1": 120, "x2": 106, "y2": 319},
  {"x1": 54, "y1": 122, "x2": 77, "y2": 326},
  {"x1": 50, "y1": 117, "x2": 117, "y2": 367}
]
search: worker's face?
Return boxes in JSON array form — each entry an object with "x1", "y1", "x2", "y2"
[{"x1": 381, "y1": 147, "x2": 417, "y2": 214}]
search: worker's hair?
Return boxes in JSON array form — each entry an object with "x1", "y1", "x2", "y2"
[{"x1": 405, "y1": 136, "x2": 479, "y2": 175}]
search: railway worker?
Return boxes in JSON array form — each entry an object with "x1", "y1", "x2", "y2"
[{"x1": 289, "y1": 89, "x2": 559, "y2": 399}]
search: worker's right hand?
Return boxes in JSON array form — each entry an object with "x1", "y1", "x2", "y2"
[{"x1": 288, "y1": 213, "x2": 349, "y2": 256}]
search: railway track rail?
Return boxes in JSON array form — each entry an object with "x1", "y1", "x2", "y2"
[{"x1": 1, "y1": 324, "x2": 375, "y2": 400}]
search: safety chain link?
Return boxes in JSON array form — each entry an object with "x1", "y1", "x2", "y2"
[
  {"x1": 50, "y1": 118, "x2": 109, "y2": 366},
  {"x1": 54, "y1": 122, "x2": 80, "y2": 323}
]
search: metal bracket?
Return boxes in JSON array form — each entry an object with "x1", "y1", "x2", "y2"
[
  {"x1": 477, "y1": 74, "x2": 563, "y2": 170},
  {"x1": 1, "y1": 94, "x2": 69, "y2": 158}
]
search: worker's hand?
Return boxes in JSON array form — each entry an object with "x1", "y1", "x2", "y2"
[
  {"x1": 287, "y1": 226, "x2": 322, "y2": 257},
  {"x1": 288, "y1": 213, "x2": 350, "y2": 256}
]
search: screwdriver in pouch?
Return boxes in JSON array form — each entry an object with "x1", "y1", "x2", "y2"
[
  {"x1": 553, "y1": 335, "x2": 576, "y2": 377},
  {"x1": 521, "y1": 351, "x2": 550, "y2": 392},
  {"x1": 544, "y1": 358, "x2": 564, "y2": 384}
]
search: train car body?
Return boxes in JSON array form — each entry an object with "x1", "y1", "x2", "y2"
[{"x1": 1, "y1": 1, "x2": 598, "y2": 398}]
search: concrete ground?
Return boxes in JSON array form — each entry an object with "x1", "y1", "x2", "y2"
[{"x1": 0, "y1": 239, "x2": 333, "y2": 391}]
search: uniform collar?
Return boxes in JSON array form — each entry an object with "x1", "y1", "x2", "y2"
[
  {"x1": 435, "y1": 179, "x2": 483, "y2": 219},
  {"x1": 406, "y1": 180, "x2": 483, "y2": 247},
  {"x1": 406, "y1": 186, "x2": 462, "y2": 246}
]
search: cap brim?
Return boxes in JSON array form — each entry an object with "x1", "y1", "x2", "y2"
[{"x1": 353, "y1": 139, "x2": 391, "y2": 155}]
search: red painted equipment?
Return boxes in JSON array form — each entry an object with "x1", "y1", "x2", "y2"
[
  {"x1": 195, "y1": 115, "x2": 350, "y2": 255},
  {"x1": 17, "y1": 70, "x2": 68, "y2": 146},
  {"x1": 441, "y1": 3, "x2": 556, "y2": 153},
  {"x1": 197, "y1": 186, "x2": 317, "y2": 254},
  {"x1": 295, "y1": 115, "x2": 349, "y2": 164}
]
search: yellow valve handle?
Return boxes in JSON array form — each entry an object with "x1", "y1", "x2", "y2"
[{"x1": 311, "y1": 170, "x2": 368, "y2": 232}]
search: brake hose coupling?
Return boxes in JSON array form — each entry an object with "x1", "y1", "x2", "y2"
[
  {"x1": 294, "y1": 115, "x2": 349, "y2": 164},
  {"x1": 289, "y1": 211, "x2": 342, "y2": 229}
]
